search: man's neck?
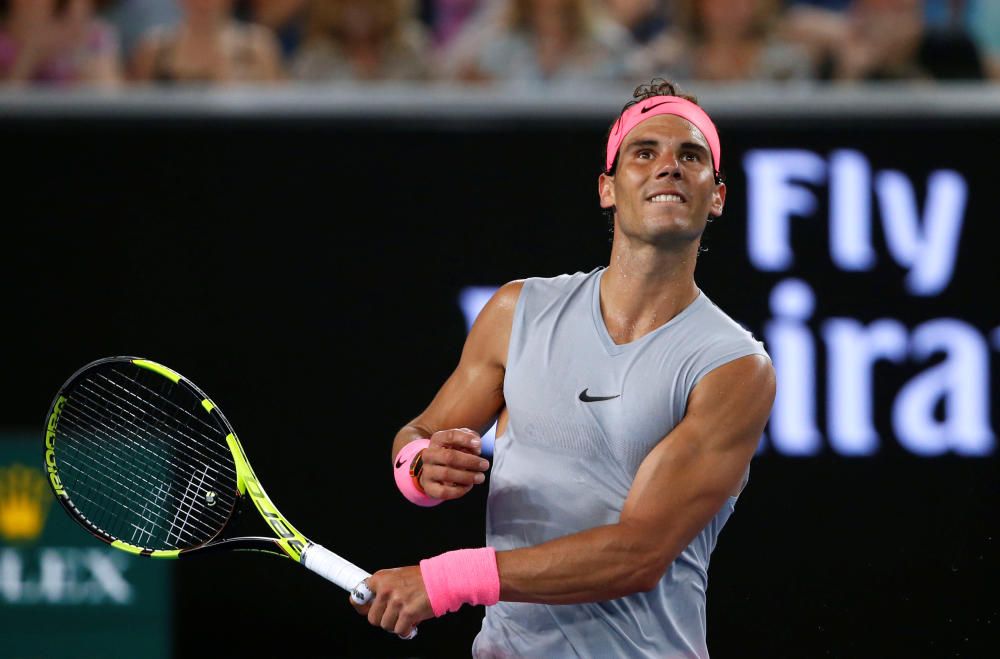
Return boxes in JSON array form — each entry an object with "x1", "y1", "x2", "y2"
[{"x1": 599, "y1": 240, "x2": 700, "y2": 345}]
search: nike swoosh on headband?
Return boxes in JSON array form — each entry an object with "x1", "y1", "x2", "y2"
[{"x1": 639, "y1": 101, "x2": 670, "y2": 114}]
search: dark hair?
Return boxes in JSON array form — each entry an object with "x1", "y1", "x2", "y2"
[
  {"x1": 604, "y1": 77, "x2": 720, "y2": 181},
  {"x1": 620, "y1": 78, "x2": 700, "y2": 115}
]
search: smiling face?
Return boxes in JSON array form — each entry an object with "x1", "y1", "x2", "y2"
[{"x1": 599, "y1": 114, "x2": 726, "y2": 249}]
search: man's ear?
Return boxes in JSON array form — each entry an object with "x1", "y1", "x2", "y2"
[
  {"x1": 598, "y1": 173, "x2": 615, "y2": 209},
  {"x1": 710, "y1": 181, "x2": 726, "y2": 217}
]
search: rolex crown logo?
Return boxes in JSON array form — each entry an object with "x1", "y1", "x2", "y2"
[{"x1": 0, "y1": 463, "x2": 53, "y2": 542}]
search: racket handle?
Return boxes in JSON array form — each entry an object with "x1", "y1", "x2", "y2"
[
  {"x1": 301, "y1": 543, "x2": 418, "y2": 640},
  {"x1": 301, "y1": 543, "x2": 371, "y2": 598}
]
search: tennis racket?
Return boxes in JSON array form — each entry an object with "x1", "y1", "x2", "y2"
[{"x1": 42, "y1": 356, "x2": 413, "y2": 638}]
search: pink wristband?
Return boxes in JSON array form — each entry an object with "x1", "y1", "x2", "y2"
[
  {"x1": 393, "y1": 438, "x2": 441, "y2": 507},
  {"x1": 419, "y1": 547, "x2": 501, "y2": 617}
]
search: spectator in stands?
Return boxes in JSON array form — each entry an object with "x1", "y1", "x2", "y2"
[
  {"x1": 913, "y1": 0, "x2": 999, "y2": 81},
  {"x1": 0, "y1": 0, "x2": 122, "y2": 86},
  {"x1": 603, "y1": 0, "x2": 668, "y2": 47},
  {"x1": 969, "y1": 0, "x2": 1000, "y2": 79},
  {"x1": 233, "y1": 0, "x2": 307, "y2": 66},
  {"x1": 102, "y1": 0, "x2": 180, "y2": 61},
  {"x1": 446, "y1": 0, "x2": 632, "y2": 84},
  {"x1": 786, "y1": 0, "x2": 984, "y2": 81},
  {"x1": 291, "y1": 0, "x2": 430, "y2": 82},
  {"x1": 787, "y1": 0, "x2": 972, "y2": 26},
  {"x1": 130, "y1": 0, "x2": 284, "y2": 84},
  {"x1": 429, "y1": 0, "x2": 504, "y2": 78},
  {"x1": 421, "y1": 0, "x2": 485, "y2": 51},
  {"x1": 631, "y1": 0, "x2": 812, "y2": 82},
  {"x1": 784, "y1": 0, "x2": 850, "y2": 10}
]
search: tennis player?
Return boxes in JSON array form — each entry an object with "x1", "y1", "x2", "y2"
[{"x1": 354, "y1": 79, "x2": 776, "y2": 658}]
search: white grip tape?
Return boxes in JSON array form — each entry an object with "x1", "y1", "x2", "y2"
[
  {"x1": 301, "y1": 543, "x2": 417, "y2": 640},
  {"x1": 301, "y1": 543, "x2": 371, "y2": 599}
]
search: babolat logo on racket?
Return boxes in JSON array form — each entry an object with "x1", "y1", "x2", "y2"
[
  {"x1": 44, "y1": 396, "x2": 67, "y2": 498},
  {"x1": 244, "y1": 475, "x2": 306, "y2": 557},
  {"x1": 262, "y1": 510, "x2": 305, "y2": 555}
]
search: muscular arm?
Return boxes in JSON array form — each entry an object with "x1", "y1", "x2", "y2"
[
  {"x1": 497, "y1": 354, "x2": 775, "y2": 603},
  {"x1": 390, "y1": 281, "x2": 522, "y2": 497}
]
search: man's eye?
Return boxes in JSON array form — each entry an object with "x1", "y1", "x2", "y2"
[
  {"x1": 637, "y1": 150, "x2": 654, "y2": 159},
  {"x1": 682, "y1": 152, "x2": 700, "y2": 161}
]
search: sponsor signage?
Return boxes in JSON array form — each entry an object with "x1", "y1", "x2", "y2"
[{"x1": 0, "y1": 433, "x2": 171, "y2": 659}]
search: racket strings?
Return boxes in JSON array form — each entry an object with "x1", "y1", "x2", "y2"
[
  {"x1": 82, "y1": 376, "x2": 236, "y2": 491},
  {"x1": 84, "y1": 373, "x2": 236, "y2": 519},
  {"x1": 166, "y1": 461, "x2": 210, "y2": 546},
  {"x1": 73, "y1": 378, "x2": 235, "y2": 507},
  {"x1": 59, "y1": 396, "x2": 229, "y2": 548},
  {"x1": 56, "y1": 452, "x2": 191, "y2": 544},
  {"x1": 100, "y1": 370, "x2": 238, "y2": 472},
  {"x1": 98, "y1": 371, "x2": 238, "y2": 535},
  {"x1": 59, "y1": 400, "x2": 229, "y2": 547},
  {"x1": 54, "y1": 364, "x2": 239, "y2": 550},
  {"x1": 59, "y1": 399, "x2": 229, "y2": 545},
  {"x1": 69, "y1": 384, "x2": 220, "y2": 500}
]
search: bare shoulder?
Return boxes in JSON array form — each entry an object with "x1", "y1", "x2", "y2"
[
  {"x1": 462, "y1": 280, "x2": 525, "y2": 367},
  {"x1": 485, "y1": 280, "x2": 525, "y2": 317},
  {"x1": 469, "y1": 279, "x2": 525, "y2": 335}
]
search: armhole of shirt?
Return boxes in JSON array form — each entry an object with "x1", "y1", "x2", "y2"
[
  {"x1": 503, "y1": 279, "x2": 532, "y2": 374},
  {"x1": 690, "y1": 345, "x2": 770, "y2": 390}
]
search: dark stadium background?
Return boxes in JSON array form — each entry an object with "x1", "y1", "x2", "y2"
[{"x1": 0, "y1": 94, "x2": 996, "y2": 657}]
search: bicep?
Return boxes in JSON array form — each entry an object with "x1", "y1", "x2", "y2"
[
  {"x1": 407, "y1": 280, "x2": 523, "y2": 436},
  {"x1": 619, "y1": 355, "x2": 775, "y2": 558}
]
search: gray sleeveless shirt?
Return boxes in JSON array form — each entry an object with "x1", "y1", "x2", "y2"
[{"x1": 472, "y1": 268, "x2": 769, "y2": 659}]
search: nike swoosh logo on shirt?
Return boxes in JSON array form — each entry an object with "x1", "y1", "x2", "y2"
[{"x1": 579, "y1": 389, "x2": 621, "y2": 403}]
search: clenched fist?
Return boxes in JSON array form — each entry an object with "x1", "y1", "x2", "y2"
[{"x1": 416, "y1": 428, "x2": 491, "y2": 500}]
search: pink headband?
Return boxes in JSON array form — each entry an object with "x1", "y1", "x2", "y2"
[{"x1": 605, "y1": 97, "x2": 721, "y2": 174}]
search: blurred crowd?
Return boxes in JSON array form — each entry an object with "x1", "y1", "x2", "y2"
[{"x1": 0, "y1": 0, "x2": 996, "y2": 88}]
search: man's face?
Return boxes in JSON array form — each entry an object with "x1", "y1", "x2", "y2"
[{"x1": 599, "y1": 114, "x2": 726, "y2": 248}]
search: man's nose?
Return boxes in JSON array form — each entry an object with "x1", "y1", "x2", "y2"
[{"x1": 655, "y1": 154, "x2": 682, "y2": 178}]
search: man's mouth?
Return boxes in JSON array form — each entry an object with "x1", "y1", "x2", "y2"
[{"x1": 648, "y1": 193, "x2": 685, "y2": 203}]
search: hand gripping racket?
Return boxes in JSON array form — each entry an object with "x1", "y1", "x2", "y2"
[{"x1": 42, "y1": 356, "x2": 414, "y2": 639}]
